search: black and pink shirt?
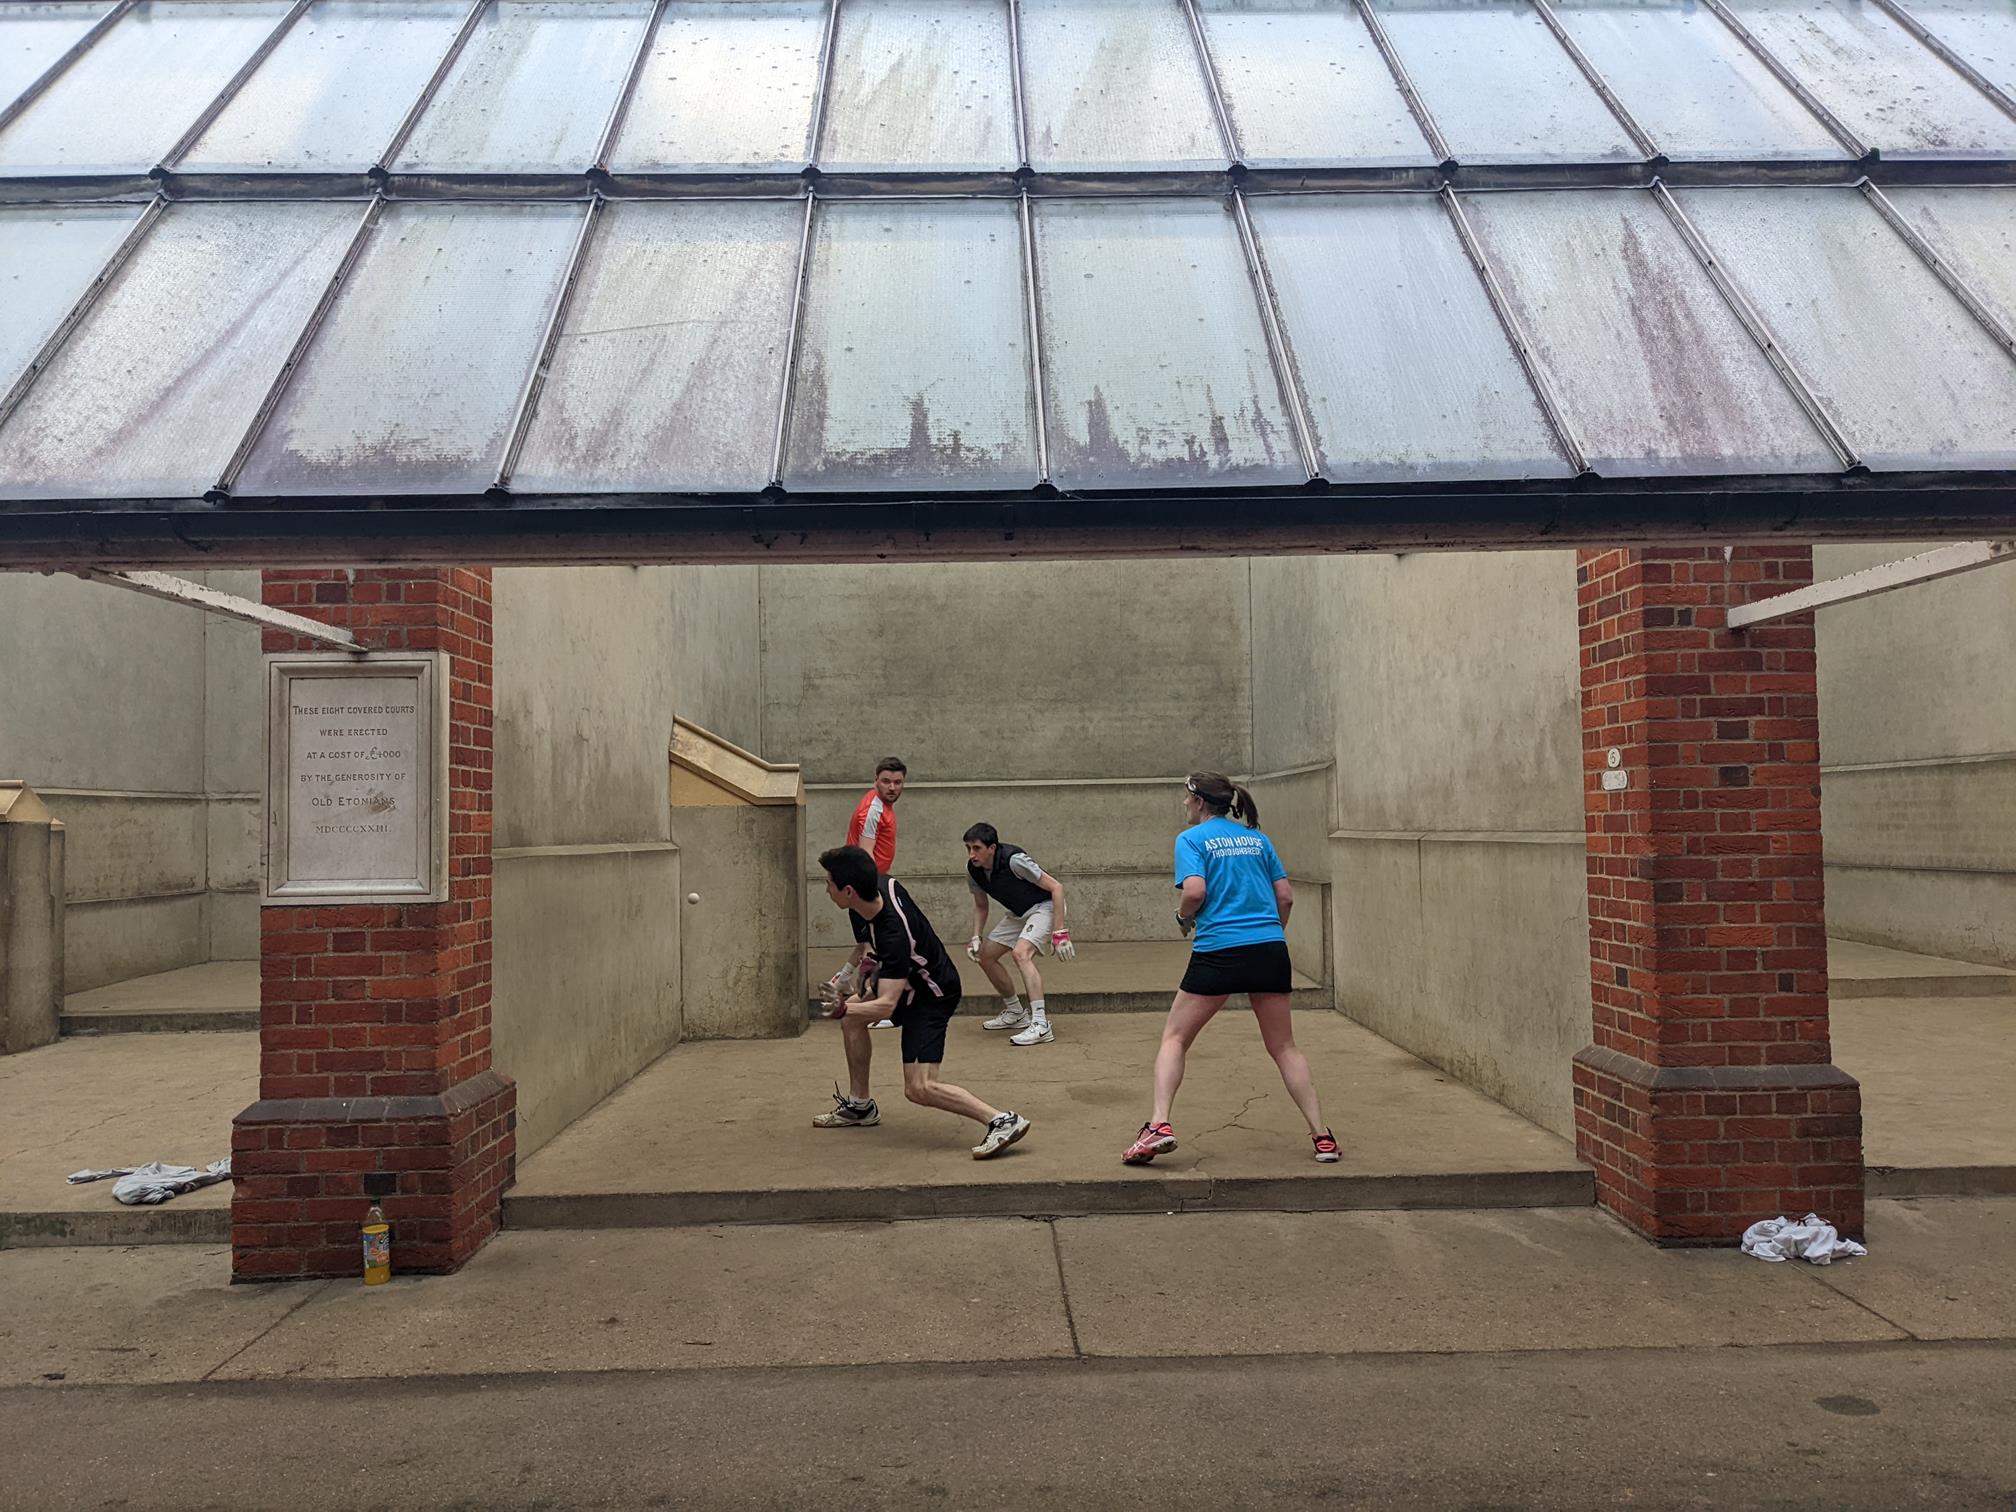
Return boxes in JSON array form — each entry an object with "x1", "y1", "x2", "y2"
[{"x1": 863, "y1": 875, "x2": 960, "y2": 1003}]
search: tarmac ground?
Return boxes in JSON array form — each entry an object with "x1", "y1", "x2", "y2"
[{"x1": 2, "y1": 1197, "x2": 2012, "y2": 1510}]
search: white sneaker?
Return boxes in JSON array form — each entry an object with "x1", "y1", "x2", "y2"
[
  {"x1": 869, "y1": 1018, "x2": 895, "y2": 1029},
  {"x1": 972, "y1": 1112, "x2": 1031, "y2": 1159},
  {"x1": 1010, "y1": 1021, "x2": 1054, "y2": 1046},
  {"x1": 982, "y1": 1007, "x2": 1030, "y2": 1031}
]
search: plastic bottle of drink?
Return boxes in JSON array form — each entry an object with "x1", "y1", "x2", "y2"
[{"x1": 362, "y1": 1202, "x2": 391, "y2": 1286}]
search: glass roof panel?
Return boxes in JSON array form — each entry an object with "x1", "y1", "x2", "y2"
[
  {"x1": 1461, "y1": 189, "x2": 1836, "y2": 476},
  {"x1": 512, "y1": 199, "x2": 802, "y2": 494},
  {"x1": 237, "y1": 202, "x2": 582, "y2": 496},
  {"x1": 817, "y1": 0, "x2": 1018, "y2": 172},
  {"x1": 1369, "y1": 0, "x2": 1639, "y2": 164},
  {"x1": 177, "y1": 1, "x2": 470, "y2": 174},
  {"x1": 0, "y1": 2, "x2": 112, "y2": 115},
  {"x1": 0, "y1": 202, "x2": 359, "y2": 501},
  {"x1": 1898, "y1": 0, "x2": 2016, "y2": 99},
  {"x1": 0, "y1": 203, "x2": 140, "y2": 391},
  {"x1": 0, "y1": 2, "x2": 289, "y2": 175},
  {"x1": 1884, "y1": 185, "x2": 2016, "y2": 337},
  {"x1": 1550, "y1": 0, "x2": 1847, "y2": 160},
  {"x1": 1677, "y1": 185, "x2": 2016, "y2": 471},
  {"x1": 1031, "y1": 197, "x2": 1302, "y2": 487},
  {"x1": 607, "y1": 0, "x2": 825, "y2": 172},
  {"x1": 1019, "y1": 0, "x2": 1228, "y2": 171},
  {"x1": 1728, "y1": 0, "x2": 2016, "y2": 158},
  {"x1": 1247, "y1": 193, "x2": 1569, "y2": 482},
  {"x1": 394, "y1": 0, "x2": 654, "y2": 174},
  {"x1": 1197, "y1": 0, "x2": 1435, "y2": 167},
  {"x1": 785, "y1": 199, "x2": 1037, "y2": 491}
]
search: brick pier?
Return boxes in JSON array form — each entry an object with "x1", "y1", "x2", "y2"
[
  {"x1": 1574, "y1": 546, "x2": 1862, "y2": 1242},
  {"x1": 232, "y1": 568, "x2": 513, "y2": 1280}
]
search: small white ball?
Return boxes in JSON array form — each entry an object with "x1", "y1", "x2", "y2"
[{"x1": 686, "y1": 892, "x2": 701, "y2": 904}]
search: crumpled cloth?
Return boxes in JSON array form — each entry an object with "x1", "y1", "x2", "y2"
[
  {"x1": 67, "y1": 1159, "x2": 231, "y2": 1205},
  {"x1": 1741, "y1": 1213, "x2": 1868, "y2": 1265}
]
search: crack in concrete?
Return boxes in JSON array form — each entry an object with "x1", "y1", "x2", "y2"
[{"x1": 1185, "y1": 1093, "x2": 1269, "y2": 1149}]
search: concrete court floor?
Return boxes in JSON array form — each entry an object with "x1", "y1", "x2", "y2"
[
  {"x1": 5, "y1": 940, "x2": 2010, "y2": 1243},
  {"x1": 1, "y1": 1199, "x2": 2013, "y2": 1509},
  {"x1": 0, "y1": 1031, "x2": 250, "y2": 1246},
  {"x1": 506, "y1": 1012, "x2": 1590, "y2": 1226}
]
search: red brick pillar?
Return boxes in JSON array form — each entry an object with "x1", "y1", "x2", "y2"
[
  {"x1": 1575, "y1": 546, "x2": 1861, "y2": 1243},
  {"x1": 233, "y1": 568, "x2": 514, "y2": 1281}
]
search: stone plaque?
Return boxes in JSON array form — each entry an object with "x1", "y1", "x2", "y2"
[{"x1": 266, "y1": 655, "x2": 447, "y2": 903}]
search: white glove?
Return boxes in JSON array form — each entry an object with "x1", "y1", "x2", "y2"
[
  {"x1": 1051, "y1": 929, "x2": 1076, "y2": 961},
  {"x1": 817, "y1": 978, "x2": 848, "y2": 1019},
  {"x1": 966, "y1": 935, "x2": 982, "y2": 962}
]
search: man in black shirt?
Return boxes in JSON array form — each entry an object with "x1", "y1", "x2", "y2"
[{"x1": 813, "y1": 845, "x2": 1032, "y2": 1159}]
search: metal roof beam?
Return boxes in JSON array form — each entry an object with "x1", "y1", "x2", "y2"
[
  {"x1": 592, "y1": 0, "x2": 669, "y2": 177},
  {"x1": 8, "y1": 479, "x2": 2016, "y2": 570},
  {"x1": 1869, "y1": 0, "x2": 2016, "y2": 126},
  {"x1": 372, "y1": 0, "x2": 490, "y2": 180},
  {"x1": 1179, "y1": 0, "x2": 1241, "y2": 168},
  {"x1": 0, "y1": 193, "x2": 166, "y2": 432},
  {"x1": 213, "y1": 193, "x2": 385, "y2": 498},
  {"x1": 767, "y1": 192, "x2": 819, "y2": 488},
  {"x1": 1859, "y1": 179, "x2": 2016, "y2": 362},
  {"x1": 0, "y1": 0, "x2": 134, "y2": 136},
  {"x1": 1352, "y1": 0, "x2": 1452, "y2": 169},
  {"x1": 1017, "y1": 189, "x2": 1052, "y2": 485},
  {"x1": 1727, "y1": 539, "x2": 2015, "y2": 629},
  {"x1": 805, "y1": 0, "x2": 844, "y2": 170},
  {"x1": 494, "y1": 194, "x2": 606, "y2": 492},
  {"x1": 1437, "y1": 185, "x2": 1591, "y2": 476},
  {"x1": 64, "y1": 568, "x2": 362, "y2": 650},
  {"x1": 1531, "y1": 0, "x2": 1662, "y2": 162},
  {"x1": 1006, "y1": 0, "x2": 1033, "y2": 171},
  {"x1": 1650, "y1": 178, "x2": 1862, "y2": 472},
  {"x1": 156, "y1": 0, "x2": 312, "y2": 175},
  {"x1": 1231, "y1": 188, "x2": 1320, "y2": 482},
  {"x1": 1698, "y1": 0, "x2": 1869, "y2": 160}
]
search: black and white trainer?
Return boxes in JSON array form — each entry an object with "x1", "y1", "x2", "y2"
[
  {"x1": 972, "y1": 1111, "x2": 1031, "y2": 1159},
  {"x1": 812, "y1": 1085, "x2": 880, "y2": 1128}
]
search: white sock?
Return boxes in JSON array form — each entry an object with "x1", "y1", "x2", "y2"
[
  {"x1": 1030, "y1": 999, "x2": 1048, "y2": 1026},
  {"x1": 1001, "y1": 995, "x2": 1024, "y2": 1014}
]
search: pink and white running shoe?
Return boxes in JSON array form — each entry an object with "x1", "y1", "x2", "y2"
[{"x1": 1121, "y1": 1121, "x2": 1177, "y2": 1165}]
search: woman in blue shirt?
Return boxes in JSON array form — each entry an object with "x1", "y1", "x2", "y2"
[{"x1": 1122, "y1": 771, "x2": 1339, "y2": 1166}]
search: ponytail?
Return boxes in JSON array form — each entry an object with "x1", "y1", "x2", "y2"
[{"x1": 1185, "y1": 771, "x2": 1262, "y2": 829}]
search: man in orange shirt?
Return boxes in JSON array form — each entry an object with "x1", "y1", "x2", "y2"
[
  {"x1": 847, "y1": 756, "x2": 905, "y2": 873},
  {"x1": 832, "y1": 757, "x2": 907, "y2": 1026}
]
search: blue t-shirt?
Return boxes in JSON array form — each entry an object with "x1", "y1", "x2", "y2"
[{"x1": 1174, "y1": 816, "x2": 1287, "y2": 951}]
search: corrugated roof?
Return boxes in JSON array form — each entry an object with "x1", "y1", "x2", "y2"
[{"x1": 1, "y1": 0, "x2": 2014, "y2": 531}]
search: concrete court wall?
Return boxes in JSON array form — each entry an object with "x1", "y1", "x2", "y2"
[
  {"x1": 0, "y1": 570, "x2": 260, "y2": 991},
  {"x1": 490, "y1": 565, "x2": 762, "y2": 1156},
  {"x1": 1814, "y1": 543, "x2": 2016, "y2": 969},
  {"x1": 765, "y1": 558, "x2": 1264, "y2": 960},
  {"x1": 1251, "y1": 552, "x2": 1591, "y2": 1139}
]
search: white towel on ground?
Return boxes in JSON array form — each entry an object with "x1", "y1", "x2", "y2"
[{"x1": 1741, "y1": 1213, "x2": 1868, "y2": 1265}]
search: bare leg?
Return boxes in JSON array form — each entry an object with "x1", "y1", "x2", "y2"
[
  {"x1": 1252, "y1": 994, "x2": 1325, "y2": 1134},
  {"x1": 1011, "y1": 941, "x2": 1045, "y2": 1004},
  {"x1": 840, "y1": 1014, "x2": 872, "y2": 1102},
  {"x1": 1151, "y1": 991, "x2": 1228, "y2": 1126},
  {"x1": 978, "y1": 941, "x2": 1019, "y2": 997},
  {"x1": 902, "y1": 1062, "x2": 1000, "y2": 1126}
]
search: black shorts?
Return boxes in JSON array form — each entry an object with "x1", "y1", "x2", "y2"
[
  {"x1": 892, "y1": 979, "x2": 962, "y2": 1064},
  {"x1": 1179, "y1": 940, "x2": 1293, "y2": 999}
]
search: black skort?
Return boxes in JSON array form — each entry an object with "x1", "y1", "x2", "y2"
[
  {"x1": 1179, "y1": 939, "x2": 1294, "y2": 998},
  {"x1": 891, "y1": 978, "x2": 962, "y2": 1064}
]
